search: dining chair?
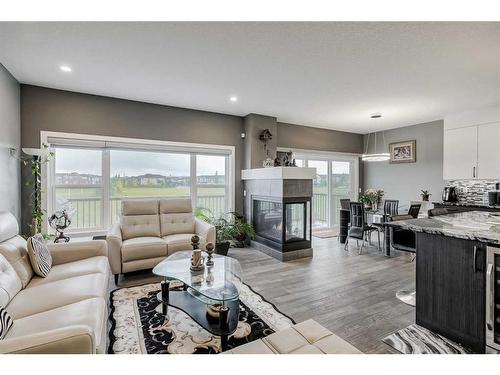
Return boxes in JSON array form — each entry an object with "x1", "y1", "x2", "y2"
[
  {"x1": 428, "y1": 208, "x2": 449, "y2": 217},
  {"x1": 407, "y1": 204, "x2": 421, "y2": 218},
  {"x1": 344, "y1": 202, "x2": 380, "y2": 254},
  {"x1": 340, "y1": 199, "x2": 350, "y2": 210},
  {"x1": 373, "y1": 199, "x2": 400, "y2": 252},
  {"x1": 384, "y1": 200, "x2": 399, "y2": 216}
]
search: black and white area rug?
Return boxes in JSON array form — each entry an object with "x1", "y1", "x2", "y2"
[
  {"x1": 108, "y1": 282, "x2": 295, "y2": 354},
  {"x1": 383, "y1": 324, "x2": 472, "y2": 354}
]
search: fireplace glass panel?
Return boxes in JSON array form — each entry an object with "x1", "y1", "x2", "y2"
[
  {"x1": 253, "y1": 200, "x2": 283, "y2": 243},
  {"x1": 285, "y1": 203, "x2": 305, "y2": 242}
]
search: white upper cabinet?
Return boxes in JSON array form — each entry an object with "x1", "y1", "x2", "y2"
[
  {"x1": 444, "y1": 105, "x2": 500, "y2": 180},
  {"x1": 477, "y1": 122, "x2": 500, "y2": 179},
  {"x1": 443, "y1": 126, "x2": 478, "y2": 180}
]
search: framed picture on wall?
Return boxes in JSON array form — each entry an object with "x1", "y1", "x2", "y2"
[{"x1": 389, "y1": 140, "x2": 416, "y2": 164}]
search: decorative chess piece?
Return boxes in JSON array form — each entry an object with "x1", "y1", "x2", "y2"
[
  {"x1": 191, "y1": 235, "x2": 200, "y2": 250},
  {"x1": 205, "y1": 242, "x2": 215, "y2": 267}
]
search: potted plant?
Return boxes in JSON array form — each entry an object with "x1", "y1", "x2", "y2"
[
  {"x1": 360, "y1": 189, "x2": 379, "y2": 210},
  {"x1": 194, "y1": 208, "x2": 255, "y2": 256},
  {"x1": 421, "y1": 190, "x2": 431, "y2": 202}
]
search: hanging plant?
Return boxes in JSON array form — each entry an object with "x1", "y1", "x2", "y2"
[{"x1": 23, "y1": 144, "x2": 54, "y2": 236}]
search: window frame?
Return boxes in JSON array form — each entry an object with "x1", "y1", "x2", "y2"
[{"x1": 42, "y1": 131, "x2": 235, "y2": 236}]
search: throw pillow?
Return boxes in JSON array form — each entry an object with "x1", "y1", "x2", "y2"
[
  {"x1": 27, "y1": 234, "x2": 52, "y2": 278},
  {"x1": 0, "y1": 306, "x2": 13, "y2": 339}
]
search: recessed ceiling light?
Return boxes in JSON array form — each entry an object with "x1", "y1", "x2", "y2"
[
  {"x1": 229, "y1": 96, "x2": 238, "y2": 102},
  {"x1": 59, "y1": 65, "x2": 72, "y2": 73},
  {"x1": 370, "y1": 113, "x2": 382, "y2": 119}
]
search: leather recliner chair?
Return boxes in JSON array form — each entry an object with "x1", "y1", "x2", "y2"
[{"x1": 106, "y1": 198, "x2": 215, "y2": 283}]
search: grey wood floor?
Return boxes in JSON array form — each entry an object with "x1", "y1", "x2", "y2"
[{"x1": 110, "y1": 235, "x2": 415, "y2": 354}]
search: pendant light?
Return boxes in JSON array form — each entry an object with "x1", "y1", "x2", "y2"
[{"x1": 362, "y1": 114, "x2": 390, "y2": 162}]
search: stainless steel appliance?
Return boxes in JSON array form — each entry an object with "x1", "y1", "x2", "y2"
[
  {"x1": 442, "y1": 186, "x2": 458, "y2": 202},
  {"x1": 486, "y1": 246, "x2": 500, "y2": 353},
  {"x1": 488, "y1": 183, "x2": 500, "y2": 206}
]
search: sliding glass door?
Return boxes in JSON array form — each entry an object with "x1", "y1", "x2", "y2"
[{"x1": 292, "y1": 152, "x2": 358, "y2": 229}]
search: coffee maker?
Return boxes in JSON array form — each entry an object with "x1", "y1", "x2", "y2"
[
  {"x1": 487, "y1": 183, "x2": 500, "y2": 206},
  {"x1": 442, "y1": 186, "x2": 458, "y2": 203}
]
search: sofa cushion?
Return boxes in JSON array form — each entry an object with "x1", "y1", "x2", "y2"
[
  {"x1": 120, "y1": 215, "x2": 160, "y2": 240},
  {"x1": 6, "y1": 273, "x2": 107, "y2": 319},
  {"x1": 159, "y1": 198, "x2": 192, "y2": 214},
  {"x1": 27, "y1": 234, "x2": 52, "y2": 278},
  {"x1": 0, "y1": 212, "x2": 19, "y2": 243},
  {"x1": 28, "y1": 256, "x2": 109, "y2": 288},
  {"x1": 313, "y1": 333, "x2": 362, "y2": 354},
  {"x1": 0, "y1": 254, "x2": 22, "y2": 307},
  {"x1": 121, "y1": 199, "x2": 158, "y2": 216},
  {"x1": 229, "y1": 338, "x2": 277, "y2": 354},
  {"x1": 0, "y1": 235, "x2": 34, "y2": 288},
  {"x1": 163, "y1": 234, "x2": 206, "y2": 254},
  {"x1": 121, "y1": 237, "x2": 167, "y2": 262},
  {"x1": 160, "y1": 213, "x2": 195, "y2": 237},
  {"x1": 5, "y1": 297, "x2": 106, "y2": 350}
]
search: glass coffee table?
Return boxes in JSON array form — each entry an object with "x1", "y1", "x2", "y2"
[{"x1": 152, "y1": 251, "x2": 243, "y2": 352}]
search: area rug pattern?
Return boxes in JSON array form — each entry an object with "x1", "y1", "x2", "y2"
[
  {"x1": 108, "y1": 282, "x2": 295, "y2": 354},
  {"x1": 312, "y1": 227, "x2": 339, "y2": 238},
  {"x1": 382, "y1": 324, "x2": 471, "y2": 354}
]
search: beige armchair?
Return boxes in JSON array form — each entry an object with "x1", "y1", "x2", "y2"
[{"x1": 106, "y1": 198, "x2": 215, "y2": 283}]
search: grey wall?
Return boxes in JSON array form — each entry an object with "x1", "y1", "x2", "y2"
[
  {"x1": 277, "y1": 122, "x2": 363, "y2": 154},
  {"x1": 244, "y1": 114, "x2": 278, "y2": 169},
  {"x1": 0, "y1": 64, "x2": 21, "y2": 222},
  {"x1": 362, "y1": 120, "x2": 444, "y2": 206}
]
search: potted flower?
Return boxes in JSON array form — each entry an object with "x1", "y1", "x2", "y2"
[
  {"x1": 361, "y1": 189, "x2": 379, "y2": 210},
  {"x1": 194, "y1": 208, "x2": 255, "y2": 256},
  {"x1": 421, "y1": 190, "x2": 431, "y2": 202}
]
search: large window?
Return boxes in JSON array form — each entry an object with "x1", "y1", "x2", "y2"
[{"x1": 48, "y1": 137, "x2": 233, "y2": 234}]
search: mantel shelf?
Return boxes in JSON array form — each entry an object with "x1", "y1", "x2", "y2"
[{"x1": 241, "y1": 167, "x2": 316, "y2": 180}]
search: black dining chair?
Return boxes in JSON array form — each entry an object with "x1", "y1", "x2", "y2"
[
  {"x1": 373, "y1": 199, "x2": 400, "y2": 252},
  {"x1": 384, "y1": 200, "x2": 399, "y2": 216},
  {"x1": 340, "y1": 199, "x2": 350, "y2": 210},
  {"x1": 344, "y1": 202, "x2": 380, "y2": 254},
  {"x1": 407, "y1": 204, "x2": 421, "y2": 218},
  {"x1": 428, "y1": 208, "x2": 449, "y2": 217}
]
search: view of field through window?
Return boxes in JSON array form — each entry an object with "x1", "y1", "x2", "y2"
[{"x1": 53, "y1": 147, "x2": 229, "y2": 231}]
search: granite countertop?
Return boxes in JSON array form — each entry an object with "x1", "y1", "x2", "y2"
[
  {"x1": 433, "y1": 201, "x2": 500, "y2": 209},
  {"x1": 387, "y1": 211, "x2": 500, "y2": 245}
]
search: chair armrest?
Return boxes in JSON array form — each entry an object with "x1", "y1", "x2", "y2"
[
  {"x1": 195, "y1": 218, "x2": 216, "y2": 244},
  {"x1": 106, "y1": 223, "x2": 123, "y2": 274},
  {"x1": 47, "y1": 240, "x2": 108, "y2": 266},
  {"x1": 0, "y1": 325, "x2": 95, "y2": 354}
]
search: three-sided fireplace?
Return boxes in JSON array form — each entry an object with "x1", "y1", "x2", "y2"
[{"x1": 252, "y1": 196, "x2": 311, "y2": 252}]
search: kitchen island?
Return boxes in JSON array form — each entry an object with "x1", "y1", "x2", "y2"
[{"x1": 387, "y1": 211, "x2": 500, "y2": 353}]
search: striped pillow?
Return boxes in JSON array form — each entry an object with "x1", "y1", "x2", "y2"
[
  {"x1": 0, "y1": 306, "x2": 13, "y2": 339},
  {"x1": 27, "y1": 234, "x2": 52, "y2": 277}
]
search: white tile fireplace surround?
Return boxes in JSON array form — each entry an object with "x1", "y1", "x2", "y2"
[{"x1": 242, "y1": 167, "x2": 316, "y2": 261}]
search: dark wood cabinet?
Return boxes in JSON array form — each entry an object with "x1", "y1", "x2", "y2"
[{"x1": 416, "y1": 232, "x2": 486, "y2": 353}]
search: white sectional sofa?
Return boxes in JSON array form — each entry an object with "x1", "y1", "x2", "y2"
[
  {"x1": 0, "y1": 211, "x2": 110, "y2": 354},
  {"x1": 107, "y1": 198, "x2": 215, "y2": 283}
]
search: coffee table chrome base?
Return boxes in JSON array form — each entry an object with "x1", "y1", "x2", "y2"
[{"x1": 396, "y1": 290, "x2": 416, "y2": 306}]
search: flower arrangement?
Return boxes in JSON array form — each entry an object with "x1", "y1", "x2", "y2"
[{"x1": 360, "y1": 188, "x2": 385, "y2": 209}]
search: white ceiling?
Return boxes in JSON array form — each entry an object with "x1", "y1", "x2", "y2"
[{"x1": 1, "y1": 22, "x2": 499, "y2": 134}]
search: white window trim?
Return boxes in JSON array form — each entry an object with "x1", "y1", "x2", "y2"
[{"x1": 41, "y1": 131, "x2": 236, "y2": 236}]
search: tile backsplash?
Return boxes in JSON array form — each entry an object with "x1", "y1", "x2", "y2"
[{"x1": 447, "y1": 180, "x2": 500, "y2": 205}]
